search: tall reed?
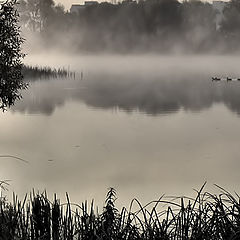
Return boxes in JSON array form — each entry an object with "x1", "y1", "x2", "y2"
[
  {"x1": 22, "y1": 65, "x2": 75, "y2": 80},
  {"x1": 1, "y1": 184, "x2": 240, "y2": 239}
]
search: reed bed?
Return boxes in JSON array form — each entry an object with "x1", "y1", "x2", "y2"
[
  {"x1": 1, "y1": 184, "x2": 240, "y2": 239},
  {"x1": 22, "y1": 65, "x2": 75, "y2": 80}
]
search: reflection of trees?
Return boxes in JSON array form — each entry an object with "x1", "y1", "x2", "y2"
[
  {"x1": 0, "y1": 0, "x2": 27, "y2": 110},
  {"x1": 12, "y1": 74, "x2": 240, "y2": 116}
]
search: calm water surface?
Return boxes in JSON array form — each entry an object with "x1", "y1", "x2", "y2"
[{"x1": 1, "y1": 54, "x2": 240, "y2": 206}]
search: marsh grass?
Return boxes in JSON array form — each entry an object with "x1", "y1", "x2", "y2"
[
  {"x1": 1, "y1": 184, "x2": 240, "y2": 239},
  {"x1": 22, "y1": 65, "x2": 75, "y2": 80}
]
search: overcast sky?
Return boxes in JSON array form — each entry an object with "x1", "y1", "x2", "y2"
[{"x1": 55, "y1": 0, "x2": 226, "y2": 11}]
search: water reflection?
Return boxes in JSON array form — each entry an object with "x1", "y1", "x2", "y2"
[
  {"x1": 12, "y1": 72, "x2": 240, "y2": 116},
  {"x1": 2, "y1": 57, "x2": 240, "y2": 207}
]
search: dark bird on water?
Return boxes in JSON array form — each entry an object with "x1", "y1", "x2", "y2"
[{"x1": 212, "y1": 77, "x2": 220, "y2": 81}]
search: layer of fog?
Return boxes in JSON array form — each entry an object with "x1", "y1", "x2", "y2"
[{"x1": 15, "y1": 54, "x2": 240, "y2": 116}]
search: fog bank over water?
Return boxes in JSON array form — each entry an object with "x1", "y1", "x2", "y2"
[{"x1": 18, "y1": 54, "x2": 240, "y2": 116}]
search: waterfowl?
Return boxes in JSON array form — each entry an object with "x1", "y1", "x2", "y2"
[{"x1": 212, "y1": 77, "x2": 220, "y2": 81}]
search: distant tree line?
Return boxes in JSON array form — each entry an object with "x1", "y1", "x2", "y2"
[{"x1": 16, "y1": 0, "x2": 240, "y2": 53}]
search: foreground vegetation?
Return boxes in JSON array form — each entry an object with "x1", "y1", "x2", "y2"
[{"x1": 1, "y1": 183, "x2": 240, "y2": 239}]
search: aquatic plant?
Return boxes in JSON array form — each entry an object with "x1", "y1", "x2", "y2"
[
  {"x1": 1, "y1": 184, "x2": 240, "y2": 239},
  {"x1": 22, "y1": 65, "x2": 75, "y2": 80}
]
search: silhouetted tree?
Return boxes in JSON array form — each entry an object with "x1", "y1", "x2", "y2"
[
  {"x1": 220, "y1": 0, "x2": 240, "y2": 51},
  {"x1": 17, "y1": 0, "x2": 238, "y2": 53},
  {"x1": 17, "y1": 0, "x2": 65, "y2": 32},
  {"x1": 17, "y1": 0, "x2": 30, "y2": 30},
  {"x1": 0, "y1": 0, "x2": 27, "y2": 110},
  {"x1": 181, "y1": 0, "x2": 216, "y2": 51},
  {"x1": 222, "y1": 0, "x2": 240, "y2": 35},
  {"x1": 38, "y1": 0, "x2": 54, "y2": 31}
]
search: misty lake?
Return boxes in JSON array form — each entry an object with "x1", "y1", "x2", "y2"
[{"x1": 1, "y1": 54, "x2": 240, "y2": 206}]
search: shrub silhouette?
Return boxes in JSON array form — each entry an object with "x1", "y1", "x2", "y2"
[{"x1": 0, "y1": 0, "x2": 27, "y2": 110}]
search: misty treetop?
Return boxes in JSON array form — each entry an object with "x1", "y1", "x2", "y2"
[
  {"x1": 0, "y1": 0, "x2": 27, "y2": 110},
  {"x1": 18, "y1": 0, "x2": 65, "y2": 32},
  {"x1": 16, "y1": 0, "x2": 240, "y2": 53}
]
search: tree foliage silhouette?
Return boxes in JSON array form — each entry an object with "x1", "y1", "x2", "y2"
[{"x1": 0, "y1": 0, "x2": 27, "y2": 110}]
